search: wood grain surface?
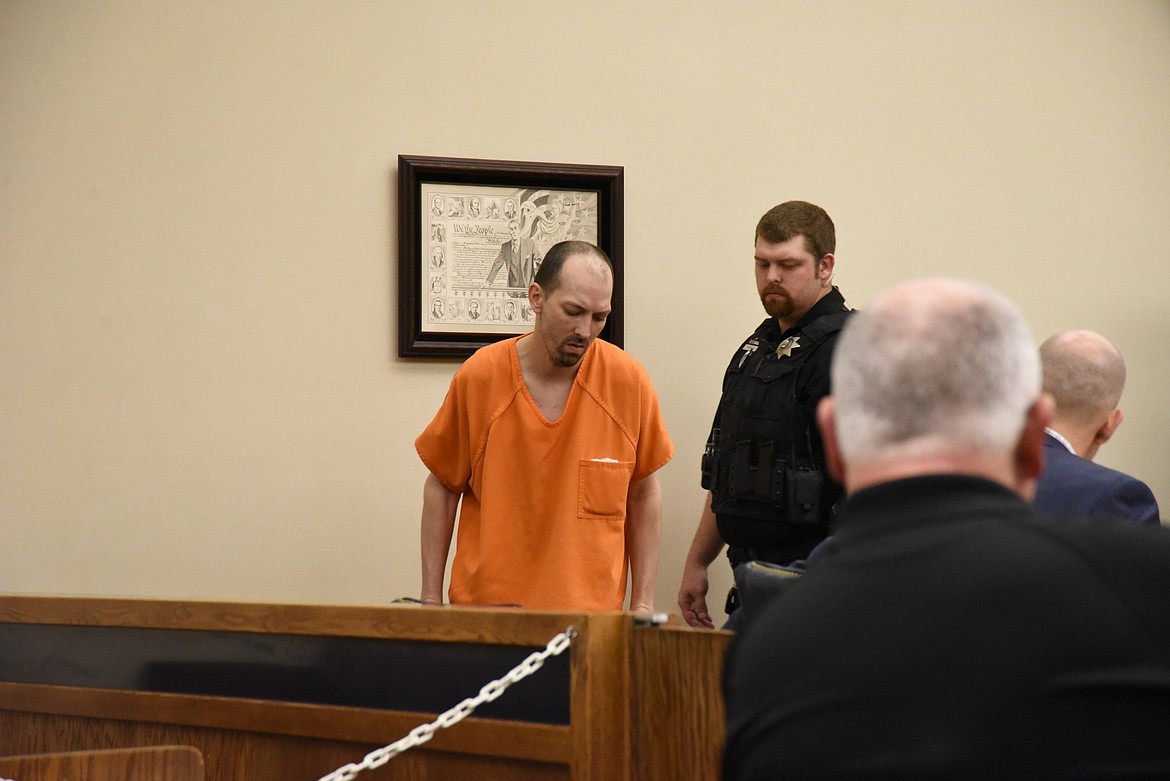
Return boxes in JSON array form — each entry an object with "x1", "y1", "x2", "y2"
[{"x1": 0, "y1": 596, "x2": 729, "y2": 780}]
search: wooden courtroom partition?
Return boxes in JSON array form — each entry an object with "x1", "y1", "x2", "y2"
[
  {"x1": 0, "y1": 745, "x2": 204, "y2": 781},
  {"x1": 0, "y1": 597, "x2": 730, "y2": 781}
]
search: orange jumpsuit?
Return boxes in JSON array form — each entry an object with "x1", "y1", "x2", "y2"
[{"x1": 416, "y1": 336, "x2": 673, "y2": 610}]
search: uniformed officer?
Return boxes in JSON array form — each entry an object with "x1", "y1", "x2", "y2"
[{"x1": 678, "y1": 201, "x2": 852, "y2": 629}]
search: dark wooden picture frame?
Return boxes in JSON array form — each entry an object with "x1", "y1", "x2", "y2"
[{"x1": 397, "y1": 154, "x2": 624, "y2": 358}]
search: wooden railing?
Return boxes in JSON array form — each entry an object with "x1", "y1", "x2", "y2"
[{"x1": 0, "y1": 596, "x2": 729, "y2": 781}]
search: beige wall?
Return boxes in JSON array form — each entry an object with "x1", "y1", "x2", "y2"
[{"x1": 2, "y1": 1, "x2": 1168, "y2": 613}]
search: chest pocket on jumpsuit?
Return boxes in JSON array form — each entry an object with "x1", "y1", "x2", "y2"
[{"x1": 577, "y1": 459, "x2": 634, "y2": 520}]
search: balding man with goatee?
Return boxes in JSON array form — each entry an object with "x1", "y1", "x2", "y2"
[{"x1": 1033, "y1": 329, "x2": 1160, "y2": 525}]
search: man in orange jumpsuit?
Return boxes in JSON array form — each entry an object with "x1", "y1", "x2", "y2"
[{"x1": 416, "y1": 241, "x2": 673, "y2": 612}]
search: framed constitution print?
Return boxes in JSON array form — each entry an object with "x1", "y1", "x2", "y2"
[{"x1": 397, "y1": 154, "x2": 624, "y2": 358}]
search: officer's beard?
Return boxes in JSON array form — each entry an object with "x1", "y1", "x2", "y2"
[{"x1": 761, "y1": 286, "x2": 793, "y2": 320}]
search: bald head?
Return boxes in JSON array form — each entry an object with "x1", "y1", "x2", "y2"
[
  {"x1": 824, "y1": 278, "x2": 1043, "y2": 488},
  {"x1": 1040, "y1": 330, "x2": 1126, "y2": 427},
  {"x1": 1039, "y1": 330, "x2": 1126, "y2": 459},
  {"x1": 534, "y1": 240, "x2": 612, "y2": 295}
]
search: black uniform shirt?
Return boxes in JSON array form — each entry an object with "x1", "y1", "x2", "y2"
[{"x1": 704, "y1": 287, "x2": 850, "y2": 560}]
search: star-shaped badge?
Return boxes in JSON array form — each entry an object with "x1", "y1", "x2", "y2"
[{"x1": 775, "y1": 335, "x2": 801, "y2": 358}]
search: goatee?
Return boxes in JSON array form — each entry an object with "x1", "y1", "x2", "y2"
[{"x1": 762, "y1": 291, "x2": 792, "y2": 319}]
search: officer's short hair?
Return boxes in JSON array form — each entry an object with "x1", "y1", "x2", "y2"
[
  {"x1": 755, "y1": 201, "x2": 836, "y2": 262},
  {"x1": 534, "y1": 241, "x2": 612, "y2": 295}
]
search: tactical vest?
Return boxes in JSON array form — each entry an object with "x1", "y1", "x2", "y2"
[{"x1": 702, "y1": 308, "x2": 850, "y2": 531}]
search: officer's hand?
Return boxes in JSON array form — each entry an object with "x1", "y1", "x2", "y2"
[{"x1": 678, "y1": 563, "x2": 715, "y2": 629}]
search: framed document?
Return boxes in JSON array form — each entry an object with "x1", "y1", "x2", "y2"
[{"x1": 398, "y1": 154, "x2": 624, "y2": 358}]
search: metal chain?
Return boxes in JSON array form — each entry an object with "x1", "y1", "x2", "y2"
[{"x1": 317, "y1": 626, "x2": 576, "y2": 781}]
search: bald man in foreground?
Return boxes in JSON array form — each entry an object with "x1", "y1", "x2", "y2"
[
  {"x1": 1033, "y1": 329, "x2": 1160, "y2": 524},
  {"x1": 723, "y1": 278, "x2": 1170, "y2": 779}
]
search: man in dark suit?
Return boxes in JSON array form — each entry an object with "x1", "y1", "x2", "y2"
[
  {"x1": 485, "y1": 220, "x2": 538, "y2": 288},
  {"x1": 723, "y1": 278, "x2": 1170, "y2": 780},
  {"x1": 1034, "y1": 329, "x2": 1160, "y2": 524}
]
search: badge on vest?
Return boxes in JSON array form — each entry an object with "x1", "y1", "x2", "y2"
[
  {"x1": 775, "y1": 335, "x2": 801, "y2": 358},
  {"x1": 738, "y1": 338, "x2": 760, "y2": 368}
]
